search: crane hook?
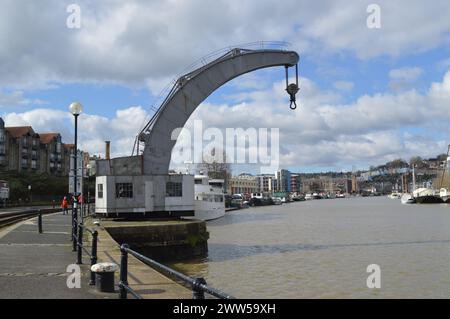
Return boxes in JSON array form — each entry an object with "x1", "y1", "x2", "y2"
[{"x1": 285, "y1": 64, "x2": 299, "y2": 110}]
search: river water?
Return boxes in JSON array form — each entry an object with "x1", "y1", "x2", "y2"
[{"x1": 170, "y1": 197, "x2": 450, "y2": 298}]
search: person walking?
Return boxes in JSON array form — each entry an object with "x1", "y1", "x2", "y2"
[{"x1": 61, "y1": 196, "x2": 69, "y2": 215}]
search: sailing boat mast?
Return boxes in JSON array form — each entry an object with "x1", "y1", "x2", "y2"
[{"x1": 439, "y1": 144, "x2": 450, "y2": 189}]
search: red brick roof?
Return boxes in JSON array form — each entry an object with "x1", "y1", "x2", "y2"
[
  {"x1": 64, "y1": 144, "x2": 75, "y2": 150},
  {"x1": 39, "y1": 133, "x2": 60, "y2": 144},
  {"x1": 5, "y1": 126, "x2": 36, "y2": 138}
]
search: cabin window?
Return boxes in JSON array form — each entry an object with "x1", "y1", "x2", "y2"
[
  {"x1": 116, "y1": 183, "x2": 133, "y2": 198},
  {"x1": 166, "y1": 182, "x2": 182, "y2": 197},
  {"x1": 97, "y1": 184, "x2": 104, "y2": 199}
]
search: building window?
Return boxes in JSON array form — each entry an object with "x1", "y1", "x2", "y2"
[
  {"x1": 97, "y1": 184, "x2": 103, "y2": 199},
  {"x1": 166, "y1": 182, "x2": 182, "y2": 197},
  {"x1": 116, "y1": 183, "x2": 133, "y2": 198}
]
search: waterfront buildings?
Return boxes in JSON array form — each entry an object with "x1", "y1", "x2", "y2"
[
  {"x1": 0, "y1": 117, "x2": 73, "y2": 176},
  {"x1": 229, "y1": 170, "x2": 302, "y2": 196},
  {"x1": 256, "y1": 174, "x2": 275, "y2": 193},
  {"x1": 276, "y1": 169, "x2": 291, "y2": 193},
  {"x1": 228, "y1": 174, "x2": 259, "y2": 195}
]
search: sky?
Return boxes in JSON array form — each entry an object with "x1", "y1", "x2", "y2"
[{"x1": 2, "y1": 0, "x2": 450, "y2": 174}]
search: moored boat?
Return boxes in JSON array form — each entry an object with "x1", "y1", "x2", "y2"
[
  {"x1": 188, "y1": 175, "x2": 226, "y2": 221},
  {"x1": 401, "y1": 193, "x2": 416, "y2": 204},
  {"x1": 439, "y1": 188, "x2": 450, "y2": 203},
  {"x1": 413, "y1": 188, "x2": 444, "y2": 204}
]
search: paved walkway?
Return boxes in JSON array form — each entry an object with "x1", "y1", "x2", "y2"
[{"x1": 0, "y1": 213, "x2": 112, "y2": 299}]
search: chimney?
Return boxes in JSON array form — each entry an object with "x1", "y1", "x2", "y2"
[{"x1": 105, "y1": 141, "x2": 110, "y2": 160}]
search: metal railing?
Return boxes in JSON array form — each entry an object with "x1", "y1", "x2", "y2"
[
  {"x1": 118, "y1": 244, "x2": 235, "y2": 300},
  {"x1": 72, "y1": 222, "x2": 98, "y2": 285}
]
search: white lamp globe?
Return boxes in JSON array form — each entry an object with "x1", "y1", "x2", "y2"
[{"x1": 69, "y1": 102, "x2": 83, "y2": 115}]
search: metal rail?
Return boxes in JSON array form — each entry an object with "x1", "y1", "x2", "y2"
[
  {"x1": 72, "y1": 222, "x2": 98, "y2": 285},
  {"x1": 0, "y1": 208, "x2": 60, "y2": 228},
  {"x1": 118, "y1": 244, "x2": 235, "y2": 299}
]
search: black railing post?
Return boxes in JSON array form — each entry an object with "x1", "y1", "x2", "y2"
[
  {"x1": 193, "y1": 277, "x2": 207, "y2": 299},
  {"x1": 76, "y1": 224, "x2": 83, "y2": 264},
  {"x1": 119, "y1": 244, "x2": 129, "y2": 299},
  {"x1": 89, "y1": 230, "x2": 98, "y2": 285},
  {"x1": 37, "y1": 211, "x2": 42, "y2": 234},
  {"x1": 72, "y1": 209, "x2": 77, "y2": 251}
]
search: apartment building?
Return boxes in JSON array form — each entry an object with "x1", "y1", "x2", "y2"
[
  {"x1": 228, "y1": 174, "x2": 259, "y2": 195},
  {"x1": 276, "y1": 169, "x2": 291, "y2": 192},
  {"x1": 0, "y1": 117, "x2": 73, "y2": 176}
]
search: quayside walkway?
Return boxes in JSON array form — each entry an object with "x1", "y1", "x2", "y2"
[
  {"x1": 0, "y1": 211, "x2": 194, "y2": 299},
  {"x1": 0, "y1": 213, "x2": 110, "y2": 299}
]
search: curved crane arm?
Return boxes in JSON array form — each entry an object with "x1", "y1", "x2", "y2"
[{"x1": 142, "y1": 48, "x2": 299, "y2": 175}]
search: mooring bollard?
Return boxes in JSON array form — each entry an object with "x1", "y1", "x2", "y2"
[
  {"x1": 91, "y1": 262, "x2": 118, "y2": 293},
  {"x1": 193, "y1": 277, "x2": 207, "y2": 299},
  {"x1": 119, "y1": 244, "x2": 129, "y2": 299},
  {"x1": 37, "y1": 211, "x2": 42, "y2": 234}
]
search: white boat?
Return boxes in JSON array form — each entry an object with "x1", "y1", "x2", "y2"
[
  {"x1": 401, "y1": 193, "x2": 415, "y2": 204},
  {"x1": 439, "y1": 188, "x2": 450, "y2": 203},
  {"x1": 413, "y1": 188, "x2": 443, "y2": 204},
  {"x1": 388, "y1": 192, "x2": 401, "y2": 199},
  {"x1": 189, "y1": 175, "x2": 225, "y2": 221}
]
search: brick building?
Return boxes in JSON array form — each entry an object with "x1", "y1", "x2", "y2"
[{"x1": 0, "y1": 117, "x2": 73, "y2": 176}]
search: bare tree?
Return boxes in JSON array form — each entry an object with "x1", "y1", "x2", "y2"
[{"x1": 196, "y1": 148, "x2": 232, "y2": 191}]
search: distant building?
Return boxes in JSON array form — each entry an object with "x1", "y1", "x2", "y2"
[
  {"x1": 228, "y1": 174, "x2": 259, "y2": 195},
  {"x1": 275, "y1": 169, "x2": 291, "y2": 192},
  {"x1": 256, "y1": 174, "x2": 275, "y2": 193},
  {"x1": 0, "y1": 116, "x2": 75, "y2": 176},
  {"x1": 4, "y1": 126, "x2": 40, "y2": 173},
  {"x1": 351, "y1": 175, "x2": 358, "y2": 193},
  {"x1": 290, "y1": 174, "x2": 301, "y2": 193},
  {"x1": 39, "y1": 133, "x2": 64, "y2": 175}
]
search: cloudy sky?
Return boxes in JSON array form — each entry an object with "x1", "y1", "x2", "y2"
[{"x1": 2, "y1": 0, "x2": 450, "y2": 174}]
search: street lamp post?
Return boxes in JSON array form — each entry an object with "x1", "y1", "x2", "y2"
[
  {"x1": 70, "y1": 102, "x2": 83, "y2": 252},
  {"x1": 86, "y1": 164, "x2": 91, "y2": 217}
]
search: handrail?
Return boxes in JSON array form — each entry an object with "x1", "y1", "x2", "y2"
[
  {"x1": 119, "y1": 244, "x2": 235, "y2": 299},
  {"x1": 72, "y1": 222, "x2": 98, "y2": 285}
]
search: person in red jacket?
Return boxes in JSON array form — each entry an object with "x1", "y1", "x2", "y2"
[{"x1": 61, "y1": 196, "x2": 69, "y2": 215}]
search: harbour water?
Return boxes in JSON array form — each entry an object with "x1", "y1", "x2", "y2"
[{"x1": 171, "y1": 197, "x2": 450, "y2": 298}]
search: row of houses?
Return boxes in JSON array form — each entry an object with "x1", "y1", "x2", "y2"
[
  {"x1": 227, "y1": 170, "x2": 361, "y2": 196},
  {"x1": 0, "y1": 117, "x2": 74, "y2": 176},
  {"x1": 227, "y1": 169, "x2": 302, "y2": 195}
]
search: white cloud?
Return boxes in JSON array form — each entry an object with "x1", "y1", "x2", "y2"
[
  {"x1": 389, "y1": 67, "x2": 424, "y2": 92},
  {"x1": 389, "y1": 67, "x2": 423, "y2": 81},
  {"x1": 3, "y1": 70, "x2": 450, "y2": 172},
  {"x1": 0, "y1": 90, "x2": 46, "y2": 108},
  {"x1": 333, "y1": 81, "x2": 354, "y2": 91},
  {"x1": 1, "y1": 1, "x2": 450, "y2": 89},
  {"x1": 170, "y1": 70, "x2": 450, "y2": 172}
]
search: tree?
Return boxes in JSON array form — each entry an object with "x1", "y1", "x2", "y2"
[
  {"x1": 196, "y1": 148, "x2": 232, "y2": 191},
  {"x1": 409, "y1": 156, "x2": 423, "y2": 167}
]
